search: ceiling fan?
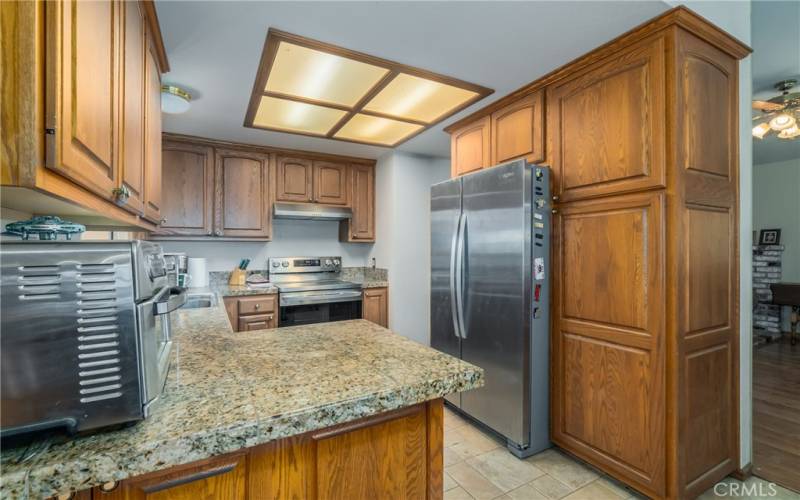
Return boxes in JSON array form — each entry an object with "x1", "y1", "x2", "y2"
[{"x1": 752, "y1": 79, "x2": 800, "y2": 140}]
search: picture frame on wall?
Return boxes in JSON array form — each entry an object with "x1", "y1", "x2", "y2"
[{"x1": 758, "y1": 228, "x2": 781, "y2": 246}]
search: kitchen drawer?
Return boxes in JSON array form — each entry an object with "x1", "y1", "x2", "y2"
[
  {"x1": 237, "y1": 295, "x2": 277, "y2": 315},
  {"x1": 238, "y1": 313, "x2": 276, "y2": 331}
]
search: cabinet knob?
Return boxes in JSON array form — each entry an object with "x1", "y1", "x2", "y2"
[
  {"x1": 266, "y1": 314, "x2": 273, "y2": 320},
  {"x1": 255, "y1": 303, "x2": 261, "y2": 310},
  {"x1": 207, "y1": 230, "x2": 212, "y2": 236},
  {"x1": 160, "y1": 217, "x2": 167, "y2": 225},
  {"x1": 552, "y1": 195, "x2": 559, "y2": 201},
  {"x1": 552, "y1": 209, "x2": 559, "y2": 214}
]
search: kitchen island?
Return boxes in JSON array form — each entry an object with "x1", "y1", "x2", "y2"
[{"x1": 1, "y1": 297, "x2": 483, "y2": 499}]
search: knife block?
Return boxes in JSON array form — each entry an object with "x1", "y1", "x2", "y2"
[{"x1": 229, "y1": 268, "x2": 246, "y2": 286}]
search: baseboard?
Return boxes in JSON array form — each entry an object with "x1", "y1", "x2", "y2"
[{"x1": 731, "y1": 463, "x2": 753, "y2": 481}]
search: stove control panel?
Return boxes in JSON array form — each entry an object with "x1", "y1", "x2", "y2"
[{"x1": 268, "y1": 256, "x2": 342, "y2": 274}]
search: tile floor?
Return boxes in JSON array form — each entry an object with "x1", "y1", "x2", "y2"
[{"x1": 442, "y1": 405, "x2": 800, "y2": 500}]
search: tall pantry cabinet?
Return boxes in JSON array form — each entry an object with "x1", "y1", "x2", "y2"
[{"x1": 445, "y1": 8, "x2": 749, "y2": 499}]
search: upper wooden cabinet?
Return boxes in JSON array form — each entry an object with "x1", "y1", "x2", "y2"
[
  {"x1": 143, "y1": 31, "x2": 163, "y2": 223},
  {"x1": 313, "y1": 161, "x2": 349, "y2": 205},
  {"x1": 341, "y1": 163, "x2": 375, "y2": 242},
  {"x1": 547, "y1": 36, "x2": 666, "y2": 202},
  {"x1": 491, "y1": 90, "x2": 544, "y2": 165},
  {"x1": 450, "y1": 116, "x2": 490, "y2": 177},
  {"x1": 276, "y1": 156, "x2": 313, "y2": 202},
  {"x1": 215, "y1": 149, "x2": 271, "y2": 238},
  {"x1": 157, "y1": 142, "x2": 214, "y2": 236}
]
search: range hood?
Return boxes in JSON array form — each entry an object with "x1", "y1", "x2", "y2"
[{"x1": 273, "y1": 202, "x2": 353, "y2": 221}]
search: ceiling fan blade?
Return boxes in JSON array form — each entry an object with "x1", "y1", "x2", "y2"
[{"x1": 752, "y1": 100, "x2": 785, "y2": 111}]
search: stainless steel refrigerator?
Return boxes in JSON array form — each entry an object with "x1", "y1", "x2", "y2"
[{"x1": 430, "y1": 159, "x2": 550, "y2": 457}]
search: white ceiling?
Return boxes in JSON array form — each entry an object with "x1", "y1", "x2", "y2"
[
  {"x1": 751, "y1": 0, "x2": 800, "y2": 165},
  {"x1": 156, "y1": 1, "x2": 669, "y2": 160}
]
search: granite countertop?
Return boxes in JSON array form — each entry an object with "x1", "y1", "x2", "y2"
[
  {"x1": 1, "y1": 300, "x2": 482, "y2": 498},
  {"x1": 204, "y1": 280, "x2": 387, "y2": 297}
]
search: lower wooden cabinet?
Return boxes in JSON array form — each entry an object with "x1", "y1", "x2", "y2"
[
  {"x1": 89, "y1": 400, "x2": 444, "y2": 500},
  {"x1": 224, "y1": 295, "x2": 278, "y2": 332},
  {"x1": 362, "y1": 287, "x2": 388, "y2": 328}
]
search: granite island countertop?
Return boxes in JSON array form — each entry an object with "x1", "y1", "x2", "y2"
[{"x1": 1, "y1": 298, "x2": 482, "y2": 499}]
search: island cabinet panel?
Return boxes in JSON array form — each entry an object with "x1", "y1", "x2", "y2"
[
  {"x1": 362, "y1": 287, "x2": 389, "y2": 328},
  {"x1": 546, "y1": 35, "x2": 666, "y2": 202},
  {"x1": 224, "y1": 294, "x2": 278, "y2": 332},
  {"x1": 276, "y1": 156, "x2": 313, "y2": 202},
  {"x1": 490, "y1": 90, "x2": 544, "y2": 165},
  {"x1": 215, "y1": 149, "x2": 272, "y2": 238},
  {"x1": 313, "y1": 161, "x2": 349, "y2": 205},
  {"x1": 46, "y1": 0, "x2": 119, "y2": 200},
  {"x1": 156, "y1": 142, "x2": 215, "y2": 236},
  {"x1": 339, "y1": 164, "x2": 375, "y2": 242},
  {"x1": 450, "y1": 116, "x2": 490, "y2": 177}
]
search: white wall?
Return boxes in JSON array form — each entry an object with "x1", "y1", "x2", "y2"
[
  {"x1": 158, "y1": 220, "x2": 372, "y2": 271},
  {"x1": 368, "y1": 152, "x2": 450, "y2": 346},
  {"x1": 753, "y1": 158, "x2": 800, "y2": 282}
]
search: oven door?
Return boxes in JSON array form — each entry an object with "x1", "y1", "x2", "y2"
[{"x1": 279, "y1": 290, "x2": 362, "y2": 327}]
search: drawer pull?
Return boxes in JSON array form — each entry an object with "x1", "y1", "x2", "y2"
[
  {"x1": 141, "y1": 462, "x2": 238, "y2": 493},
  {"x1": 255, "y1": 303, "x2": 261, "y2": 310}
]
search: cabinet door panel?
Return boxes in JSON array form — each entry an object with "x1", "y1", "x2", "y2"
[
  {"x1": 548, "y1": 36, "x2": 665, "y2": 201},
  {"x1": 491, "y1": 90, "x2": 544, "y2": 165},
  {"x1": 551, "y1": 191, "x2": 665, "y2": 497},
  {"x1": 314, "y1": 161, "x2": 349, "y2": 205},
  {"x1": 277, "y1": 156, "x2": 313, "y2": 202},
  {"x1": 349, "y1": 164, "x2": 375, "y2": 241},
  {"x1": 362, "y1": 287, "x2": 388, "y2": 327},
  {"x1": 47, "y1": 0, "x2": 118, "y2": 199},
  {"x1": 216, "y1": 149, "x2": 271, "y2": 238},
  {"x1": 118, "y1": 0, "x2": 145, "y2": 214},
  {"x1": 157, "y1": 142, "x2": 214, "y2": 235},
  {"x1": 143, "y1": 33, "x2": 162, "y2": 223},
  {"x1": 238, "y1": 313, "x2": 276, "y2": 331},
  {"x1": 450, "y1": 116, "x2": 490, "y2": 177}
]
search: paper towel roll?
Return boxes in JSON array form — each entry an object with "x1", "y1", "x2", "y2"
[{"x1": 186, "y1": 257, "x2": 208, "y2": 288}]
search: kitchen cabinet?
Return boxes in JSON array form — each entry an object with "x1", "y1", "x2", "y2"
[
  {"x1": 445, "y1": 8, "x2": 748, "y2": 499},
  {"x1": 490, "y1": 90, "x2": 544, "y2": 165},
  {"x1": 224, "y1": 294, "x2": 278, "y2": 332},
  {"x1": 362, "y1": 287, "x2": 388, "y2": 328},
  {"x1": 276, "y1": 156, "x2": 313, "y2": 202},
  {"x1": 313, "y1": 161, "x2": 349, "y2": 205},
  {"x1": 215, "y1": 149, "x2": 272, "y2": 238},
  {"x1": 339, "y1": 164, "x2": 375, "y2": 242},
  {"x1": 450, "y1": 116, "x2": 490, "y2": 177},
  {"x1": 1, "y1": 0, "x2": 167, "y2": 230},
  {"x1": 142, "y1": 31, "x2": 163, "y2": 224},
  {"x1": 157, "y1": 142, "x2": 215, "y2": 236}
]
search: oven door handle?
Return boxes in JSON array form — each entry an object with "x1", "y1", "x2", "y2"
[
  {"x1": 280, "y1": 290, "x2": 363, "y2": 307},
  {"x1": 154, "y1": 286, "x2": 188, "y2": 315}
]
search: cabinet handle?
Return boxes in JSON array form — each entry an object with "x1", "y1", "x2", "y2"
[
  {"x1": 141, "y1": 462, "x2": 239, "y2": 494},
  {"x1": 266, "y1": 314, "x2": 273, "y2": 320}
]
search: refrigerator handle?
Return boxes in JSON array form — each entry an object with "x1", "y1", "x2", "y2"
[
  {"x1": 449, "y1": 213, "x2": 463, "y2": 339},
  {"x1": 455, "y1": 214, "x2": 468, "y2": 339}
]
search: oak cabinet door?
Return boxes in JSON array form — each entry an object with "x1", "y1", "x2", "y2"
[
  {"x1": 313, "y1": 161, "x2": 349, "y2": 205},
  {"x1": 46, "y1": 0, "x2": 119, "y2": 199},
  {"x1": 215, "y1": 149, "x2": 271, "y2": 238},
  {"x1": 348, "y1": 164, "x2": 375, "y2": 241},
  {"x1": 450, "y1": 116, "x2": 490, "y2": 177},
  {"x1": 238, "y1": 313, "x2": 277, "y2": 331},
  {"x1": 551, "y1": 191, "x2": 665, "y2": 496},
  {"x1": 547, "y1": 36, "x2": 666, "y2": 201},
  {"x1": 276, "y1": 156, "x2": 313, "y2": 202},
  {"x1": 490, "y1": 90, "x2": 544, "y2": 165},
  {"x1": 118, "y1": 0, "x2": 145, "y2": 215},
  {"x1": 157, "y1": 142, "x2": 214, "y2": 236},
  {"x1": 143, "y1": 32, "x2": 162, "y2": 223},
  {"x1": 362, "y1": 287, "x2": 388, "y2": 327}
]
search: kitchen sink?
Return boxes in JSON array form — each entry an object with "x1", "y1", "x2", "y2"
[{"x1": 182, "y1": 292, "x2": 218, "y2": 309}]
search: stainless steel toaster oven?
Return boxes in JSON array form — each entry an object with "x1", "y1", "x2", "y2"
[{"x1": 0, "y1": 240, "x2": 186, "y2": 438}]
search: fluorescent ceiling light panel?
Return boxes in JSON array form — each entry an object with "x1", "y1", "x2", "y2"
[
  {"x1": 334, "y1": 114, "x2": 423, "y2": 145},
  {"x1": 252, "y1": 96, "x2": 347, "y2": 135},
  {"x1": 363, "y1": 73, "x2": 480, "y2": 123},
  {"x1": 266, "y1": 42, "x2": 389, "y2": 107}
]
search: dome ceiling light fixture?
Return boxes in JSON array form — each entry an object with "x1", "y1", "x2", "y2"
[
  {"x1": 161, "y1": 85, "x2": 192, "y2": 114},
  {"x1": 752, "y1": 79, "x2": 800, "y2": 140}
]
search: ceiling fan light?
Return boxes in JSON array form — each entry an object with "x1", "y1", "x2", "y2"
[
  {"x1": 768, "y1": 113, "x2": 795, "y2": 131},
  {"x1": 752, "y1": 122, "x2": 771, "y2": 139},
  {"x1": 777, "y1": 125, "x2": 800, "y2": 139}
]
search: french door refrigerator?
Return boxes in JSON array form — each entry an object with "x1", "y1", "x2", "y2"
[{"x1": 431, "y1": 159, "x2": 550, "y2": 457}]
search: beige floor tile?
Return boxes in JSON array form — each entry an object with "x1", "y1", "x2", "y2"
[
  {"x1": 562, "y1": 479, "x2": 628, "y2": 500},
  {"x1": 467, "y1": 448, "x2": 546, "y2": 492},
  {"x1": 446, "y1": 486, "x2": 477, "y2": 500},
  {"x1": 527, "y1": 449, "x2": 598, "y2": 489},
  {"x1": 444, "y1": 407, "x2": 471, "y2": 429},
  {"x1": 529, "y1": 475, "x2": 576, "y2": 499},
  {"x1": 445, "y1": 471, "x2": 459, "y2": 492},
  {"x1": 505, "y1": 483, "x2": 550, "y2": 500},
  {"x1": 449, "y1": 422, "x2": 503, "y2": 460},
  {"x1": 595, "y1": 476, "x2": 640, "y2": 498},
  {"x1": 447, "y1": 461, "x2": 506, "y2": 500},
  {"x1": 445, "y1": 445, "x2": 464, "y2": 467},
  {"x1": 445, "y1": 426, "x2": 467, "y2": 447}
]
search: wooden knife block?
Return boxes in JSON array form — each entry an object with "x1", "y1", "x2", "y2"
[{"x1": 229, "y1": 268, "x2": 246, "y2": 286}]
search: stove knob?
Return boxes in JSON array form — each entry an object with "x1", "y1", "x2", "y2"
[
  {"x1": 271, "y1": 261, "x2": 279, "y2": 268},
  {"x1": 281, "y1": 261, "x2": 289, "y2": 268},
  {"x1": 333, "y1": 259, "x2": 341, "y2": 267},
  {"x1": 324, "y1": 259, "x2": 332, "y2": 266}
]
